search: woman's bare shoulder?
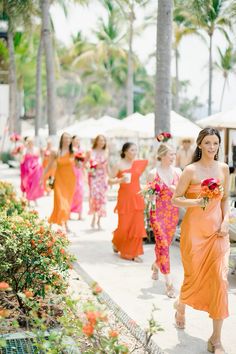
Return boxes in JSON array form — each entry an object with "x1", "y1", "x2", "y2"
[
  {"x1": 218, "y1": 161, "x2": 229, "y2": 170},
  {"x1": 50, "y1": 150, "x2": 57, "y2": 158},
  {"x1": 182, "y1": 163, "x2": 196, "y2": 174}
]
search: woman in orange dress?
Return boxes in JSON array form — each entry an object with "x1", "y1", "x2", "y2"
[
  {"x1": 41, "y1": 139, "x2": 56, "y2": 195},
  {"x1": 148, "y1": 144, "x2": 181, "y2": 298},
  {"x1": 172, "y1": 128, "x2": 230, "y2": 354},
  {"x1": 43, "y1": 133, "x2": 76, "y2": 232},
  {"x1": 110, "y1": 142, "x2": 148, "y2": 262}
]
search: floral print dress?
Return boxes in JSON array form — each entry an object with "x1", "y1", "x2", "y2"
[
  {"x1": 149, "y1": 171, "x2": 179, "y2": 274},
  {"x1": 88, "y1": 150, "x2": 108, "y2": 217}
]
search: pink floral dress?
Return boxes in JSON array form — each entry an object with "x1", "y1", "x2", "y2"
[
  {"x1": 149, "y1": 171, "x2": 179, "y2": 274},
  {"x1": 88, "y1": 150, "x2": 108, "y2": 217}
]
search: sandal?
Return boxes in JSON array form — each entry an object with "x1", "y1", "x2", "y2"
[
  {"x1": 151, "y1": 263, "x2": 159, "y2": 280},
  {"x1": 207, "y1": 339, "x2": 225, "y2": 353},
  {"x1": 173, "y1": 300, "x2": 185, "y2": 329},
  {"x1": 132, "y1": 256, "x2": 143, "y2": 263},
  {"x1": 112, "y1": 245, "x2": 118, "y2": 253},
  {"x1": 165, "y1": 283, "x2": 176, "y2": 298}
]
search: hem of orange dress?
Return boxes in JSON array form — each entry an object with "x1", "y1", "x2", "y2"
[
  {"x1": 120, "y1": 252, "x2": 144, "y2": 260},
  {"x1": 180, "y1": 299, "x2": 229, "y2": 320}
]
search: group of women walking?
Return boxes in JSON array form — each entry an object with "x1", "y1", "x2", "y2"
[{"x1": 19, "y1": 127, "x2": 230, "y2": 353}]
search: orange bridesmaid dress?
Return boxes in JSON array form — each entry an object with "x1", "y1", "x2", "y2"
[
  {"x1": 42, "y1": 150, "x2": 56, "y2": 193},
  {"x1": 49, "y1": 153, "x2": 76, "y2": 225},
  {"x1": 180, "y1": 183, "x2": 230, "y2": 319},
  {"x1": 112, "y1": 160, "x2": 148, "y2": 260}
]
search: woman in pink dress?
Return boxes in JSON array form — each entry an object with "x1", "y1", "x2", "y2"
[
  {"x1": 20, "y1": 136, "x2": 29, "y2": 196},
  {"x1": 148, "y1": 144, "x2": 181, "y2": 298},
  {"x1": 21, "y1": 137, "x2": 44, "y2": 204},
  {"x1": 87, "y1": 135, "x2": 108, "y2": 229},
  {"x1": 70, "y1": 135, "x2": 84, "y2": 220}
]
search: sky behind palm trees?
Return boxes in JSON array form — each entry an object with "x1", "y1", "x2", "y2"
[{"x1": 51, "y1": 0, "x2": 236, "y2": 117}]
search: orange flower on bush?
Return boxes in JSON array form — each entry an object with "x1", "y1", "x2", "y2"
[
  {"x1": 0, "y1": 282, "x2": 11, "y2": 291},
  {"x1": 86, "y1": 311, "x2": 99, "y2": 325},
  {"x1": 109, "y1": 330, "x2": 119, "y2": 338},
  {"x1": 24, "y1": 290, "x2": 34, "y2": 298},
  {"x1": 0, "y1": 308, "x2": 11, "y2": 318},
  {"x1": 92, "y1": 282, "x2": 102, "y2": 295},
  {"x1": 82, "y1": 323, "x2": 94, "y2": 336}
]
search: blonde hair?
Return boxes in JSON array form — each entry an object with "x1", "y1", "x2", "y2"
[{"x1": 157, "y1": 143, "x2": 174, "y2": 161}]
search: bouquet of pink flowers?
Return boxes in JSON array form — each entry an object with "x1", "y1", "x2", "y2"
[
  {"x1": 156, "y1": 132, "x2": 172, "y2": 143},
  {"x1": 75, "y1": 152, "x2": 86, "y2": 162},
  {"x1": 200, "y1": 178, "x2": 224, "y2": 210},
  {"x1": 88, "y1": 159, "x2": 98, "y2": 177},
  {"x1": 10, "y1": 133, "x2": 21, "y2": 142},
  {"x1": 11, "y1": 144, "x2": 24, "y2": 156},
  {"x1": 140, "y1": 180, "x2": 162, "y2": 210}
]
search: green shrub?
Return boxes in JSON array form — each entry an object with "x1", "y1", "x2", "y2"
[
  {"x1": 0, "y1": 180, "x2": 26, "y2": 214},
  {"x1": 0, "y1": 151, "x2": 14, "y2": 164},
  {"x1": 0, "y1": 210, "x2": 74, "y2": 314}
]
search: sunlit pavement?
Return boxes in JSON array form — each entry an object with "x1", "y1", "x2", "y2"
[{"x1": 2, "y1": 163, "x2": 236, "y2": 354}]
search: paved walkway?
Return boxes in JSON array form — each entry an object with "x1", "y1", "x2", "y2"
[{"x1": 1, "y1": 163, "x2": 236, "y2": 354}]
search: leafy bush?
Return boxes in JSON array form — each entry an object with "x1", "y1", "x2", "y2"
[
  {"x1": 0, "y1": 210, "x2": 74, "y2": 314},
  {"x1": 0, "y1": 151, "x2": 13, "y2": 164},
  {"x1": 0, "y1": 180, "x2": 26, "y2": 215}
]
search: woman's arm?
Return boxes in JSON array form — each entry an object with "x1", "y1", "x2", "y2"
[
  {"x1": 172, "y1": 166, "x2": 204, "y2": 208},
  {"x1": 108, "y1": 164, "x2": 126, "y2": 185},
  {"x1": 42, "y1": 151, "x2": 57, "y2": 177}
]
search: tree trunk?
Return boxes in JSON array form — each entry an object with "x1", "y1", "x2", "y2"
[
  {"x1": 174, "y1": 47, "x2": 180, "y2": 112},
  {"x1": 41, "y1": 0, "x2": 57, "y2": 135},
  {"x1": 208, "y1": 33, "x2": 213, "y2": 116},
  {"x1": 155, "y1": 0, "x2": 173, "y2": 135},
  {"x1": 219, "y1": 75, "x2": 227, "y2": 112},
  {"x1": 8, "y1": 28, "x2": 19, "y2": 133},
  {"x1": 35, "y1": 31, "x2": 43, "y2": 137},
  {"x1": 126, "y1": 6, "x2": 134, "y2": 116}
]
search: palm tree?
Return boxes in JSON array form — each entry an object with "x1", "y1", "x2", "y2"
[
  {"x1": 215, "y1": 45, "x2": 236, "y2": 111},
  {"x1": 35, "y1": 30, "x2": 43, "y2": 137},
  {"x1": 41, "y1": 0, "x2": 56, "y2": 136},
  {"x1": 155, "y1": 0, "x2": 173, "y2": 135},
  {"x1": 114, "y1": 0, "x2": 148, "y2": 116},
  {"x1": 173, "y1": 1, "x2": 203, "y2": 112},
  {"x1": 0, "y1": 0, "x2": 35, "y2": 133},
  {"x1": 186, "y1": 0, "x2": 232, "y2": 115}
]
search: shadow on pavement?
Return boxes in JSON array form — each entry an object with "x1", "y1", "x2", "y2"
[{"x1": 163, "y1": 330, "x2": 207, "y2": 354}]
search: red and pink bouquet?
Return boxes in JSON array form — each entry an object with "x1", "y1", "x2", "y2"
[
  {"x1": 10, "y1": 133, "x2": 21, "y2": 142},
  {"x1": 200, "y1": 178, "x2": 224, "y2": 210},
  {"x1": 140, "y1": 180, "x2": 162, "y2": 210},
  {"x1": 11, "y1": 144, "x2": 24, "y2": 156},
  {"x1": 75, "y1": 152, "x2": 86, "y2": 162},
  {"x1": 88, "y1": 159, "x2": 98, "y2": 177},
  {"x1": 156, "y1": 132, "x2": 172, "y2": 143}
]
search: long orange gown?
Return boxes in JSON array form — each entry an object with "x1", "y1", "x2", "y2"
[
  {"x1": 180, "y1": 183, "x2": 230, "y2": 319},
  {"x1": 42, "y1": 150, "x2": 56, "y2": 193},
  {"x1": 112, "y1": 160, "x2": 148, "y2": 260},
  {"x1": 49, "y1": 153, "x2": 76, "y2": 225}
]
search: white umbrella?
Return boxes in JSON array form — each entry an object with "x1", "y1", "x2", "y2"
[
  {"x1": 197, "y1": 107, "x2": 236, "y2": 129},
  {"x1": 145, "y1": 111, "x2": 201, "y2": 139},
  {"x1": 106, "y1": 112, "x2": 152, "y2": 138}
]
